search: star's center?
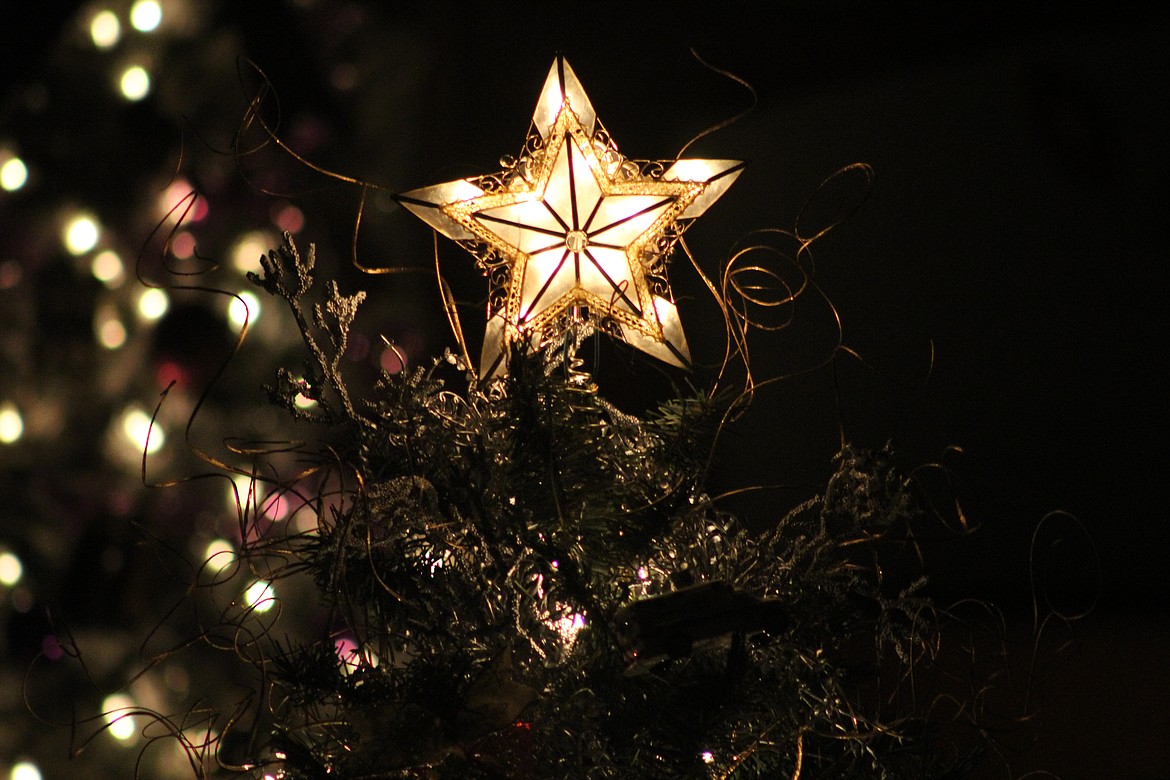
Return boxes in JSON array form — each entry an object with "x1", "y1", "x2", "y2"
[{"x1": 564, "y1": 230, "x2": 588, "y2": 253}]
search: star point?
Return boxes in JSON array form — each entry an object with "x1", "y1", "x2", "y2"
[{"x1": 397, "y1": 56, "x2": 744, "y2": 379}]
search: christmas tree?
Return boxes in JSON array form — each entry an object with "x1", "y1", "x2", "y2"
[{"x1": 188, "y1": 57, "x2": 988, "y2": 779}]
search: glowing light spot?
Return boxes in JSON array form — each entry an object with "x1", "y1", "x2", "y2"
[
  {"x1": 293, "y1": 389, "x2": 317, "y2": 409},
  {"x1": 637, "y1": 566, "x2": 649, "y2": 580},
  {"x1": 63, "y1": 215, "x2": 100, "y2": 255},
  {"x1": 102, "y1": 693, "x2": 137, "y2": 741},
  {"x1": 119, "y1": 66, "x2": 151, "y2": 101},
  {"x1": 96, "y1": 310, "x2": 127, "y2": 350},
  {"x1": 0, "y1": 551, "x2": 23, "y2": 586},
  {"x1": 203, "y1": 538, "x2": 236, "y2": 574},
  {"x1": 244, "y1": 580, "x2": 275, "y2": 613},
  {"x1": 701, "y1": 750, "x2": 715, "y2": 764},
  {"x1": 9, "y1": 761, "x2": 43, "y2": 780},
  {"x1": 231, "y1": 231, "x2": 274, "y2": 273},
  {"x1": 0, "y1": 260, "x2": 21, "y2": 290},
  {"x1": 158, "y1": 179, "x2": 207, "y2": 223},
  {"x1": 270, "y1": 202, "x2": 304, "y2": 233},
  {"x1": 91, "y1": 250, "x2": 125, "y2": 286},
  {"x1": 380, "y1": 345, "x2": 406, "y2": 374},
  {"x1": 553, "y1": 612, "x2": 586, "y2": 646},
  {"x1": 231, "y1": 473, "x2": 255, "y2": 510},
  {"x1": 0, "y1": 403, "x2": 23, "y2": 444},
  {"x1": 262, "y1": 491, "x2": 289, "y2": 521},
  {"x1": 1, "y1": 157, "x2": 28, "y2": 191},
  {"x1": 137, "y1": 288, "x2": 169, "y2": 320},
  {"x1": 90, "y1": 10, "x2": 121, "y2": 47},
  {"x1": 129, "y1": 0, "x2": 162, "y2": 32},
  {"x1": 121, "y1": 406, "x2": 164, "y2": 454},
  {"x1": 170, "y1": 231, "x2": 196, "y2": 259},
  {"x1": 228, "y1": 290, "x2": 260, "y2": 328}
]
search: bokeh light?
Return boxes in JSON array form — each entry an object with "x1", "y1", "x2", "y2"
[
  {"x1": 0, "y1": 550, "x2": 23, "y2": 586},
  {"x1": 95, "y1": 307, "x2": 128, "y2": 350},
  {"x1": 101, "y1": 693, "x2": 137, "y2": 742},
  {"x1": 129, "y1": 0, "x2": 162, "y2": 32},
  {"x1": 0, "y1": 402, "x2": 23, "y2": 444},
  {"x1": 231, "y1": 231, "x2": 275, "y2": 273},
  {"x1": 119, "y1": 65, "x2": 151, "y2": 101},
  {"x1": 0, "y1": 157, "x2": 28, "y2": 191},
  {"x1": 228, "y1": 290, "x2": 260, "y2": 328},
  {"x1": 120, "y1": 406, "x2": 165, "y2": 454},
  {"x1": 203, "y1": 538, "x2": 236, "y2": 575},
  {"x1": 63, "y1": 214, "x2": 100, "y2": 255},
  {"x1": 90, "y1": 10, "x2": 121, "y2": 48},
  {"x1": 137, "y1": 287, "x2": 169, "y2": 320},
  {"x1": 9, "y1": 761, "x2": 42, "y2": 780},
  {"x1": 91, "y1": 249, "x2": 125, "y2": 286},
  {"x1": 244, "y1": 580, "x2": 276, "y2": 613}
]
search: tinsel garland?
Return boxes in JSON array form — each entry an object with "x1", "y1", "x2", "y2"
[{"x1": 210, "y1": 233, "x2": 986, "y2": 779}]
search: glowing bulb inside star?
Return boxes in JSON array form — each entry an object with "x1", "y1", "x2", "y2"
[
  {"x1": 119, "y1": 66, "x2": 151, "y2": 101},
  {"x1": 1, "y1": 157, "x2": 28, "y2": 191},
  {"x1": 244, "y1": 580, "x2": 276, "y2": 613},
  {"x1": 91, "y1": 250, "x2": 125, "y2": 286},
  {"x1": 0, "y1": 551, "x2": 23, "y2": 586},
  {"x1": 130, "y1": 0, "x2": 162, "y2": 32},
  {"x1": 63, "y1": 215, "x2": 100, "y2": 254},
  {"x1": 90, "y1": 10, "x2": 121, "y2": 47},
  {"x1": 137, "y1": 288, "x2": 169, "y2": 320},
  {"x1": 0, "y1": 403, "x2": 23, "y2": 444},
  {"x1": 228, "y1": 290, "x2": 260, "y2": 328},
  {"x1": 9, "y1": 762, "x2": 42, "y2": 780},
  {"x1": 102, "y1": 693, "x2": 137, "y2": 741},
  {"x1": 121, "y1": 406, "x2": 164, "y2": 454}
]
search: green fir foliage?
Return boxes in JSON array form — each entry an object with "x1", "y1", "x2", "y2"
[{"x1": 237, "y1": 233, "x2": 964, "y2": 779}]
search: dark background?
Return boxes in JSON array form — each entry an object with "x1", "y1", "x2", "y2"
[{"x1": 3, "y1": 2, "x2": 1167, "y2": 777}]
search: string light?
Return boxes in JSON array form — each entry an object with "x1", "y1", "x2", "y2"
[
  {"x1": 0, "y1": 402, "x2": 23, "y2": 444},
  {"x1": 95, "y1": 309, "x2": 128, "y2": 350},
  {"x1": 90, "y1": 10, "x2": 121, "y2": 48},
  {"x1": 129, "y1": 0, "x2": 162, "y2": 32},
  {"x1": 0, "y1": 156, "x2": 28, "y2": 191},
  {"x1": 63, "y1": 214, "x2": 100, "y2": 255},
  {"x1": 101, "y1": 693, "x2": 137, "y2": 742},
  {"x1": 8, "y1": 762, "x2": 42, "y2": 780},
  {"x1": 136, "y1": 287, "x2": 169, "y2": 320},
  {"x1": 203, "y1": 539, "x2": 236, "y2": 575},
  {"x1": 244, "y1": 580, "x2": 276, "y2": 613},
  {"x1": 0, "y1": 550, "x2": 23, "y2": 586},
  {"x1": 228, "y1": 290, "x2": 260, "y2": 328},
  {"x1": 231, "y1": 231, "x2": 275, "y2": 273},
  {"x1": 120, "y1": 405, "x2": 165, "y2": 454},
  {"x1": 701, "y1": 750, "x2": 715, "y2": 764},
  {"x1": 119, "y1": 65, "x2": 151, "y2": 101},
  {"x1": 91, "y1": 250, "x2": 125, "y2": 286}
]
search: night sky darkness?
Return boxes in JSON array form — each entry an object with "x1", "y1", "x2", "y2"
[{"x1": 2, "y1": 3, "x2": 1168, "y2": 777}]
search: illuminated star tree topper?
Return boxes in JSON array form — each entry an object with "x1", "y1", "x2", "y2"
[{"x1": 397, "y1": 56, "x2": 744, "y2": 379}]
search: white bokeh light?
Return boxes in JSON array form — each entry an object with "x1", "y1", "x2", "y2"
[
  {"x1": 9, "y1": 761, "x2": 43, "y2": 780},
  {"x1": 1, "y1": 157, "x2": 28, "y2": 191},
  {"x1": 90, "y1": 10, "x2": 121, "y2": 47},
  {"x1": 121, "y1": 406, "x2": 165, "y2": 454},
  {"x1": 244, "y1": 580, "x2": 276, "y2": 613},
  {"x1": 0, "y1": 402, "x2": 23, "y2": 444},
  {"x1": 102, "y1": 693, "x2": 137, "y2": 742},
  {"x1": 91, "y1": 250, "x2": 125, "y2": 286},
  {"x1": 228, "y1": 290, "x2": 260, "y2": 328},
  {"x1": 119, "y1": 65, "x2": 151, "y2": 101},
  {"x1": 137, "y1": 287, "x2": 169, "y2": 320},
  {"x1": 63, "y1": 214, "x2": 100, "y2": 254},
  {"x1": 129, "y1": 0, "x2": 162, "y2": 32},
  {"x1": 0, "y1": 551, "x2": 23, "y2": 586}
]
